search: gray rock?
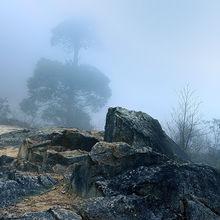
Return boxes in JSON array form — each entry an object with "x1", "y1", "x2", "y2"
[
  {"x1": 104, "y1": 107, "x2": 189, "y2": 161},
  {"x1": 0, "y1": 129, "x2": 30, "y2": 148},
  {"x1": 71, "y1": 141, "x2": 168, "y2": 198},
  {"x1": 76, "y1": 162, "x2": 220, "y2": 219},
  {"x1": 51, "y1": 129, "x2": 99, "y2": 152},
  {"x1": 71, "y1": 107, "x2": 220, "y2": 219},
  {"x1": 184, "y1": 198, "x2": 220, "y2": 220},
  {"x1": 0, "y1": 170, "x2": 56, "y2": 208},
  {"x1": 14, "y1": 128, "x2": 100, "y2": 170},
  {"x1": 77, "y1": 195, "x2": 172, "y2": 220},
  {"x1": 3, "y1": 208, "x2": 82, "y2": 220},
  {"x1": 2, "y1": 107, "x2": 220, "y2": 220},
  {"x1": 47, "y1": 150, "x2": 88, "y2": 166},
  {"x1": 0, "y1": 155, "x2": 14, "y2": 166},
  {"x1": 0, "y1": 127, "x2": 100, "y2": 151},
  {"x1": 48, "y1": 208, "x2": 82, "y2": 220}
]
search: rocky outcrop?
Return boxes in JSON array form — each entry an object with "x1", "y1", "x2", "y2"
[
  {"x1": 0, "y1": 127, "x2": 101, "y2": 151},
  {"x1": 50, "y1": 129, "x2": 100, "y2": 151},
  {"x1": 0, "y1": 169, "x2": 56, "y2": 208},
  {"x1": 69, "y1": 107, "x2": 220, "y2": 219},
  {"x1": 105, "y1": 107, "x2": 189, "y2": 161},
  {"x1": 0, "y1": 151, "x2": 56, "y2": 209},
  {"x1": 72, "y1": 143, "x2": 220, "y2": 219},
  {"x1": 47, "y1": 150, "x2": 88, "y2": 166},
  {"x1": 71, "y1": 141, "x2": 169, "y2": 198},
  {"x1": 17, "y1": 139, "x2": 51, "y2": 163},
  {"x1": 15, "y1": 128, "x2": 100, "y2": 170},
  {"x1": 0, "y1": 129, "x2": 30, "y2": 147},
  {"x1": 1, "y1": 106, "x2": 220, "y2": 219}
]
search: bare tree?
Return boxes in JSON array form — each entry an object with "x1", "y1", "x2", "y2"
[{"x1": 167, "y1": 85, "x2": 202, "y2": 152}]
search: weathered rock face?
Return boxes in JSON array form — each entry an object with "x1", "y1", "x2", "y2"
[
  {"x1": 15, "y1": 128, "x2": 100, "y2": 170},
  {"x1": 0, "y1": 129, "x2": 30, "y2": 148},
  {"x1": 104, "y1": 107, "x2": 189, "y2": 161},
  {"x1": 47, "y1": 150, "x2": 88, "y2": 166},
  {"x1": 69, "y1": 107, "x2": 220, "y2": 220},
  {"x1": 0, "y1": 169, "x2": 56, "y2": 208},
  {"x1": 0, "y1": 127, "x2": 101, "y2": 151},
  {"x1": 100, "y1": 163, "x2": 220, "y2": 213},
  {"x1": 75, "y1": 161, "x2": 220, "y2": 220},
  {"x1": 71, "y1": 141, "x2": 169, "y2": 198},
  {"x1": 51, "y1": 129, "x2": 100, "y2": 152},
  {"x1": 0, "y1": 152, "x2": 56, "y2": 208}
]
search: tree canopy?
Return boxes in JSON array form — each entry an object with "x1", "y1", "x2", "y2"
[
  {"x1": 21, "y1": 59, "x2": 111, "y2": 129},
  {"x1": 51, "y1": 18, "x2": 94, "y2": 65},
  {"x1": 21, "y1": 19, "x2": 111, "y2": 129}
]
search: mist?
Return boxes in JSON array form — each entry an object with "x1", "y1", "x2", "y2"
[
  {"x1": 1, "y1": 0, "x2": 220, "y2": 129},
  {"x1": 2, "y1": 1, "x2": 220, "y2": 217}
]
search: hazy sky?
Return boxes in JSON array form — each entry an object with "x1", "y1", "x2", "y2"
[{"x1": 0, "y1": 0, "x2": 220, "y2": 128}]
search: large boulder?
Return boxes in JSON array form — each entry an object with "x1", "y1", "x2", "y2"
[
  {"x1": 71, "y1": 141, "x2": 169, "y2": 198},
  {"x1": 70, "y1": 107, "x2": 220, "y2": 219},
  {"x1": 104, "y1": 107, "x2": 189, "y2": 161},
  {"x1": 75, "y1": 161, "x2": 220, "y2": 220},
  {"x1": 51, "y1": 129, "x2": 100, "y2": 152}
]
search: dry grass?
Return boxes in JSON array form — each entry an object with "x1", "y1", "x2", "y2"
[
  {"x1": 0, "y1": 125, "x2": 21, "y2": 158},
  {"x1": 0, "y1": 147, "x2": 18, "y2": 157},
  {"x1": 0, "y1": 180, "x2": 80, "y2": 217}
]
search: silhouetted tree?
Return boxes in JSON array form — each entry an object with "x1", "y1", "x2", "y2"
[
  {"x1": 21, "y1": 18, "x2": 111, "y2": 129},
  {"x1": 20, "y1": 59, "x2": 111, "y2": 129}
]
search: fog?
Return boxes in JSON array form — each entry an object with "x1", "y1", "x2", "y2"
[{"x1": 1, "y1": 0, "x2": 220, "y2": 128}]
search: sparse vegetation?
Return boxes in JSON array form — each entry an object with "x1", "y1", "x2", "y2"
[{"x1": 167, "y1": 85, "x2": 202, "y2": 152}]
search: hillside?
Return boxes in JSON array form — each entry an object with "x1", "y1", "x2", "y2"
[{"x1": 0, "y1": 107, "x2": 220, "y2": 220}]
